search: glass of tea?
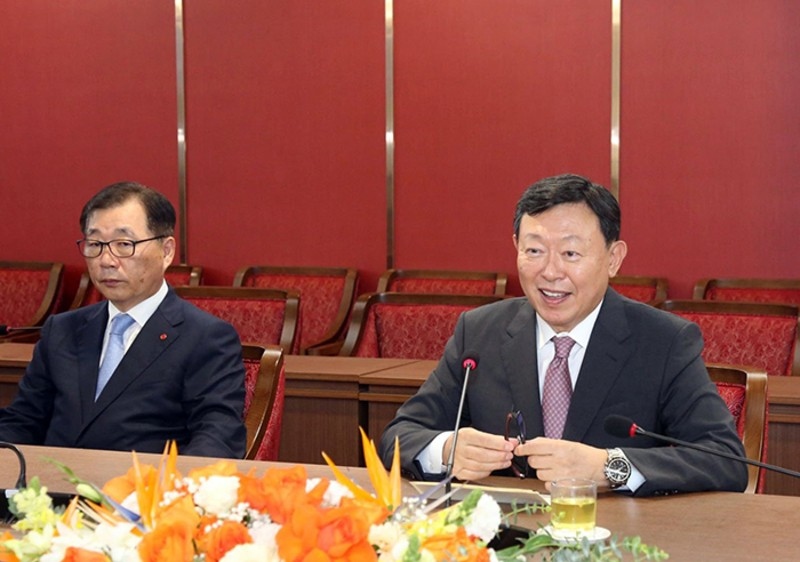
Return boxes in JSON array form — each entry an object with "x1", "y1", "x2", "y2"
[{"x1": 549, "y1": 478, "x2": 597, "y2": 534}]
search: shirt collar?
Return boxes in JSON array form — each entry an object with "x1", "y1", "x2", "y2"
[
  {"x1": 536, "y1": 299, "x2": 604, "y2": 352},
  {"x1": 107, "y1": 280, "x2": 169, "y2": 327}
]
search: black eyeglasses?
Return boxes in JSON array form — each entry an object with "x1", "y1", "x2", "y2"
[
  {"x1": 77, "y1": 236, "x2": 165, "y2": 258},
  {"x1": 504, "y1": 409, "x2": 529, "y2": 479}
]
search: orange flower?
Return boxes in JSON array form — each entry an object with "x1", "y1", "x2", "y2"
[
  {"x1": 421, "y1": 527, "x2": 490, "y2": 562},
  {"x1": 102, "y1": 464, "x2": 157, "y2": 504},
  {"x1": 276, "y1": 502, "x2": 323, "y2": 562},
  {"x1": 317, "y1": 500, "x2": 380, "y2": 562},
  {"x1": 153, "y1": 493, "x2": 200, "y2": 530},
  {"x1": 61, "y1": 547, "x2": 109, "y2": 562},
  {"x1": 198, "y1": 520, "x2": 252, "y2": 562},
  {"x1": 255, "y1": 466, "x2": 327, "y2": 524},
  {"x1": 188, "y1": 460, "x2": 239, "y2": 482},
  {"x1": 0, "y1": 531, "x2": 19, "y2": 562},
  {"x1": 138, "y1": 518, "x2": 195, "y2": 562}
]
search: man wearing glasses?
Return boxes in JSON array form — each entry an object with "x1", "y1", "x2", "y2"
[
  {"x1": 379, "y1": 174, "x2": 747, "y2": 496},
  {"x1": 0, "y1": 182, "x2": 246, "y2": 458}
]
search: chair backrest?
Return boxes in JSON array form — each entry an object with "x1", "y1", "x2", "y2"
[
  {"x1": 610, "y1": 275, "x2": 668, "y2": 304},
  {"x1": 658, "y1": 299, "x2": 800, "y2": 376},
  {"x1": 164, "y1": 264, "x2": 203, "y2": 287},
  {"x1": 0, "y1": 261, "x2": 64, "y2": 327},
  {"x1": 70, "y1": 264, "x2": 203, "y2": 310},
  {"x1": 338, "y1": 292, "x2": 504, "y2": 359},
  {"x1": 694, "y1": 278, "x2": 800, "y2": 306},
  {"x1": 706, "y1": 362, "x2": 768, "y2": 493},
  {"x1": 242, "y1": 344, "x2": 285, "y2": 460},
  {"x1": 377, "y1": 269, "x2": 507, "y2": 296},
  {"x1": 233, "y1": 265, "x2": 358, "y2": 353},
  {"x1": 175, "y1": 286, "x2": 301, "y2": 354}
]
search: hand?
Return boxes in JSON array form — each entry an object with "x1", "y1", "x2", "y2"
[
  {"x1": 517, "y1": 437, "x2": 609, "y2": 491},
  {"x1": 442, "y1": 427, "x2": 517, "y2": 481}
]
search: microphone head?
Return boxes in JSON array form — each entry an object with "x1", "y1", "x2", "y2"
[
  {"x1": 461, "y1": 351, "x2": 479, "y2": 371},
  {"x1": 604, "y1": 414, "x2": 637, "y2": 439}
]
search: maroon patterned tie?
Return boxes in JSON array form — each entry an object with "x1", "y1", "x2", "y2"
[{"x1": 542, "y1": 336, "x2": 576, "y2": 439}]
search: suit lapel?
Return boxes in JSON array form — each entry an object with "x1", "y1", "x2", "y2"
[
  {"x1": 77, "y1": 304, "x2": 108, "y2": 423},
  {"x1": 84, "y1": 291, "x2": 184, "y2": 426},
  {"x1": 500, "y1": 301, "x2": 544, "y2": 438},
  {"x1": 563, "y1": 289, "x2": 633, "y2": 442}
]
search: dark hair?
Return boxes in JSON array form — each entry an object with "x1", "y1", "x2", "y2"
[
  {"x1": 513, "y1": 174, "x2": 620, "y2": 245},
  {"x1": 79, "y1": 181, "x2": 176, "y2": 236}
]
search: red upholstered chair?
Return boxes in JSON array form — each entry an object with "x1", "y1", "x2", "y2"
[
  {"x1": 70, "y1": 264, "x2": 203, "y2": 309},
  {"x1": 338, "y1": 292, "x2": 504, "y2": 359},
  {"x1": 706, "y1": 363, "x2": 768, "y2": 493},
  {"x1": 693, "y1": 278, "x2": 800, "y2": 306},
  {"x1": 610, "y1": 275, "x2": 668, "y2": 305},
  {"x1": 242, "y1": 344, "x2": 285, "y2": 460},
  {"x1": 657, "y1": 300, "x2": 800, "y2": 376},
  {"x1": 376, "y1": 269, "x2": 508, "y2": 296},
  {"x1": 233, "y1": 265, "x2": 358, "y2": 354},
  {"x1": 0, "y1": 261, "x2": 64, "y2": 339},
  {"x1": 175, "y1": 286, "x2": 300, "y2": 354}
]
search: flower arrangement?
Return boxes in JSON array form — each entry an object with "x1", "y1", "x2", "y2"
[{"x1": 0, "y1": 431, "x2": 667, "y2": 562}]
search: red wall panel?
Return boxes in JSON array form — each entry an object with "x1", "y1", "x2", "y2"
[
  {"x1": 394, "y1": 1, "x2": 611, "y2": 295},
  {"x1": 183, "y1": 1, "x2": 385, "y2": 287},
  {"x1": 620, "y1": 1, "x2": 800, "y2": 296},
  {"x1": 0, "y1": 0, "x2": 177, "y2": 294}
]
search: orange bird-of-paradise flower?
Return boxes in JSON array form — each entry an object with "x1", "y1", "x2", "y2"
[
  {"x1": 322, "y1": 428, "x2": 401, "y2": 512},
  {"x1": 132, "y1": 441, "x2": 181, "y2": 529}
]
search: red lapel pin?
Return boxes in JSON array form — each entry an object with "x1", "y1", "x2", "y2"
[{"x1": 160, "y1": 333, "x2": 168, "y2": 340}]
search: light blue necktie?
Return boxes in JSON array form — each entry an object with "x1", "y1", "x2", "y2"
[{"x1": 95, "y1": 313, "x2": 135, "y2": 400}]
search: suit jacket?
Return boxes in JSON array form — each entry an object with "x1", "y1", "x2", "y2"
[
  {"x1": 0, "y1": 289, "x2": 247, "y2": 458},
  {"x1": 378, "y1": 289, "x2": 748, "y2": 496}
]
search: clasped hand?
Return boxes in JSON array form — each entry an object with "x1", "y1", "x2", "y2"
[{"x1": 443, "y1": 428, "x2": 608, "y2": 489}]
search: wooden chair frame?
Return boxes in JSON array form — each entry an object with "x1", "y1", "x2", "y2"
[
  {"x1": 175, "y1": 286, "x2": 300, "y2": 353},
  {"x1": 694, "y1": 277, "x2": 800, "y2": 303},
  {"x1": 69, "y1": 264, "x2": 202, "y2": 310},
  {"x1": 233, "y1": 265, "x2": 358, "y2": 352},
  {"x1": 706, "y1": 362, "x2": 768, "y2": 494},
  {"x1": 376, "y1": 269, "x2": 508, "y2": 296},
  {"x1": 242, "y1": 344, "x2": 283, "y2": 460},
  {"x1": 338, "y1": 292, "x2": 504, "y2": 357},
  {"x1": 0, "y1": 261, "x2": 64, "y2": 327},
  {"x1": 610, "y1": 275, "x2": 668, "y2": 304},
  {"x1": 658, "y1": 299, "x2": 800, "y2": 376}
]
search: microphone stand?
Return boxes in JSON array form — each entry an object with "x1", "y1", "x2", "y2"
[{"x1": 443, "y1": 360, "x2": 475, "y2": 506}]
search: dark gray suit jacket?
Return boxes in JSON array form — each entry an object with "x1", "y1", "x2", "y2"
[
  {"x1": 378, "y1": 289, "x2": 748, "y2": 496},
  {"x1": 0, "y1": 289, "x2": 247, "y2": 458}
]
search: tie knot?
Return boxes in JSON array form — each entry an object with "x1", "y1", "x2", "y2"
[
  {"x1": 110, "y1": 313, "x2": 135, "y2": 336},
  {"x1": 552, "y1": 336, "x2": 575, "y2": 359}
]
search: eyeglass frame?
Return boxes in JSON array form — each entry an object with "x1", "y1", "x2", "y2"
[
  {"x1": 504, "y1": 409, "x2": 529, "y2": 479},
  {"x1": 76, "y1": 235, "x2": 166, "y2": 259}
]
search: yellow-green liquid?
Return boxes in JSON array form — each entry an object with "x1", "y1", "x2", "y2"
[{"x1": 550, "y1": 497, "x2": 597, "y2": 531}]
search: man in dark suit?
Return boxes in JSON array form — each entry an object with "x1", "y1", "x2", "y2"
[
  {"x1": 378, "y1": 174, "x2": 747, "y2": 496},
  {"x1": 0, "y1": 182, "x2": 246, "y2": 458}
]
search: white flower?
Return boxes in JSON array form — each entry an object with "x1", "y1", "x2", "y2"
[
  {"x1": 369, "y1": 521, "x2": 404, "y2": 553},
  {"x1": 194, "y1": 475, "x2": 240, "y2": 515},
  {"x1": 219, "y1": 542, "x2": 280, "y2": 562},
  {"x1": 249, "y1": 520, "x2": 281, "y2": 549},
  {"x1": 306, "y1": 477, "x2": 354, "y2": 507},
  {"x1": 465, "y1": 493, "x2": 503, "y2": 543}
]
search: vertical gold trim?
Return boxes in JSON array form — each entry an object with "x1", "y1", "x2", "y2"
[
  {"x1": 175, "y1": 0, "x2": 188, "y2": 261},
  {"x1": 385, "y1": 0, "x2": 395, "y2": 269},
  {"x1": 610, "y1": 0, "x2": 621, "y2": 199}
]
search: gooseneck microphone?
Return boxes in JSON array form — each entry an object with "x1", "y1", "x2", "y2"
[
  {"x1": 444, "y1": 352, "x2": 479, "y2": 505},
  {"x1": 604, "y1": 414, "x2": 800, "y2": 479}
]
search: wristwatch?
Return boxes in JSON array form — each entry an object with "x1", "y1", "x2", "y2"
[{"x1": 604, "y1": 448, "x2": 632, "y2": 489}]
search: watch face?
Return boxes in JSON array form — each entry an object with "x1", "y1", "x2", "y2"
[{"x1": 606, "y1": 458, "x2": 630, "y2": 483}]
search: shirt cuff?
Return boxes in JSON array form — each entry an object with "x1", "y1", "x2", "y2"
[{"x1": 414, "y1": 432, "x2": 453, "y2": 475}]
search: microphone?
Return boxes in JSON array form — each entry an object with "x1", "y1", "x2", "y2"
[
  {"x1": 604, "y1": 414, "x2": 800, "y2": 479},
  {"x1": 0, "y1": 443, "x2": 71, "y2": 523},
  {"x1": 444, "y1": 351, "x2": 480, "y2": 505}
]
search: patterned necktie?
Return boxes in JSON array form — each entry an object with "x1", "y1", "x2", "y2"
[
  {"x1": 542, "y1": 335, "x2": 577, "y2": 439},
  {"x1": 95, "y1": 313, "x2": 135, "y2": 400}
]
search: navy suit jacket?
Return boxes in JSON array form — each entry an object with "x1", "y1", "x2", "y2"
[
  {"x1": 378, "y1": 289, "x2": 748, "y2": 496},
  {"x1": 0, "y1": 289, "x2": 247, "y2": 458}
]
